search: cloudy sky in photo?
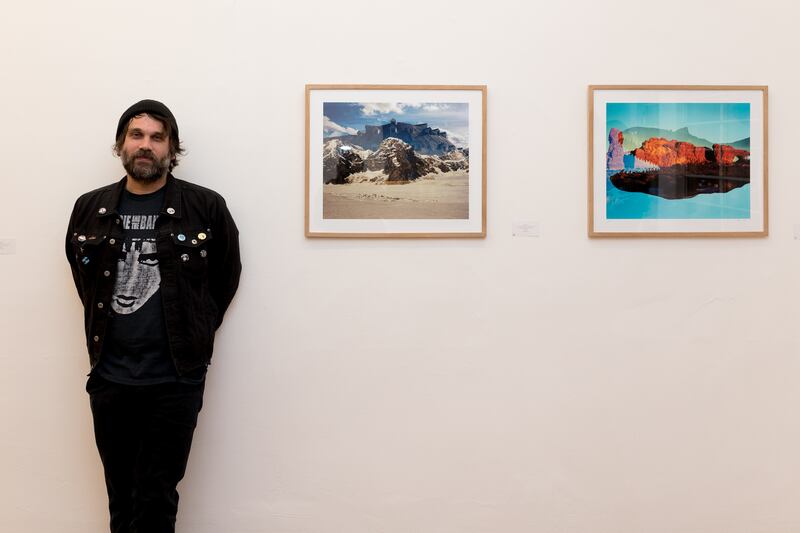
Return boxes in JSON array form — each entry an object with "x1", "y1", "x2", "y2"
[
  {"x1": 323, "y1": 102, "x2": 469, "y2": 147},
  {"x1": 607, "y1": 102, "x2": 750, "y2": 144}
]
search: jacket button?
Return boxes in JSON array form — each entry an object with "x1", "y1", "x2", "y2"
[
  {"x1": 200, "y1": 249, "x2": 207, "y2": 258},
  {"x1": 98, "y1": 207, "x2": 107, "y2": 215},
  {"x1": 181, "y1": 253, "x2": 190, "y2": 262},
  {"x1": 167, "y1": 207, "x2": 176, "y2": 215},
  {"x1": 93, "y1": 336, "x2": 100, "y2": 342},
  {"x1": 77, "y1": 235, "x2": 87, "y2": 242},
  {"x1": 109, "y1": 238, "x2": 116, "y2": 245},
  {"x1": 103, "y1": 270, "x2": 111, "y2": 277},
  {"x1": 97, "y1": 302, "x2": 104, "y2": 309},
  {"x1": 177, "y1": 234, "x2": 186, "y2": 241}
]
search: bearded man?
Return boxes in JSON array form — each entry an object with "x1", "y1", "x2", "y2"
[{"x1": 66, "y1": 99, "x2": 241, "y2": 533}]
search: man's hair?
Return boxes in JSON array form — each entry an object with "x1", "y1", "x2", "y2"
[{"x1": 113, "y1": 112, "x2": 186, "y2": 170}]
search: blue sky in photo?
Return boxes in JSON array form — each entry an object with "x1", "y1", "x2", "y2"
[
  {"x1": 324, "y1": 102, "x2": 469, "y2": 144},
  {"x1": 607, "y1": 102, "x2": 750, "y2": 144}
]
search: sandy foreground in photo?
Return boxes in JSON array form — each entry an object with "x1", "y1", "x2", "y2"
[{"x1": 323, "y1": 172, "x2": 469, "y2": 219}]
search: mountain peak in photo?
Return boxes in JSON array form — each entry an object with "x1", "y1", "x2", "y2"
[{"x1": 326, "y1": 118, "x2": 456, "y2": 156}]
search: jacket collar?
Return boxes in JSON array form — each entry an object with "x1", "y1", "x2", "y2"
[
  {"x1": 95, "y1": 174, "x2": 182, "y2": 219},
  {"x1": 160, "y1": 174, "x2": 183, "y2": 219}
]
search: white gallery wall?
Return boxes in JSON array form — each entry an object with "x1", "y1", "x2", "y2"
[{"x1": 2, "y1": 0, "x2": 800, "y2": 531}]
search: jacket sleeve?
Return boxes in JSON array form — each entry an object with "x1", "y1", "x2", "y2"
[
  {"x1": 209, "y1": 195, "x2": 241, "y2": 329},
  {"x1": 65, "y1": 199, "x2": 85, "y2": 305}
]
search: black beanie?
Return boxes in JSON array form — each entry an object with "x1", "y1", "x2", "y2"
[{"x1": 116, "y1": 99, "x2": 179, "y2": 142}]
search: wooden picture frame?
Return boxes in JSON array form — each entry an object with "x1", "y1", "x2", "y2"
[
  {"x1": 305, "y1": 84, "x2": 487, "y2": 238},
  {"x1": 588, "y1": 85, "x2": 768, "y2": 237}
]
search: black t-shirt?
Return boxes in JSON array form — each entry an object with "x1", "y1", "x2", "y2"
[{"x1": 95, "y1": 188, "x2": 205, "y2": 385}]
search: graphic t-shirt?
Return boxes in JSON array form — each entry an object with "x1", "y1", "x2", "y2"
[{"x1": 94, "y1": 188, "x2": 204, "y2": 385}]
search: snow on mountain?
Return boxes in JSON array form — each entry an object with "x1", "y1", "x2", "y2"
[{"x1": 323, "y1": 138, "x2": 469, "y2": 184}]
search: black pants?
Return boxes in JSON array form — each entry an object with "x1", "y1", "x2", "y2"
[{"x1": 87, "y1": 374, "x2": 205, "y2": 533}]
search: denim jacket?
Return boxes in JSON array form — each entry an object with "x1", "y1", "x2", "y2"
[{"x1": 66, "y1": 175, "x2": 241, "y2": 375}]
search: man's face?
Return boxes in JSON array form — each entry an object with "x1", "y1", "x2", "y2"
[{"x1": 120, "y1": 114, "x2": 172, "y2": 182}]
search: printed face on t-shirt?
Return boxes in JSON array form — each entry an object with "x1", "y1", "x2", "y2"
[{"x1": 112, "y1": 239, "x2": 160, "y2": 314}]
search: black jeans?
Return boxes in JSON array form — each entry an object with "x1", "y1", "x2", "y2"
[{"x1": 87, "y1": 375, "x2": 205, "y2": 533}]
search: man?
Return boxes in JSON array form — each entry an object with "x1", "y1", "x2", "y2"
[{"x1": 66, "y1": 100, "x2": 241, "y2": 533}]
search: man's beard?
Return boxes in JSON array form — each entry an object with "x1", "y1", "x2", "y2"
[{"x1": 121, "y1": 149, "x2": 171, "y2": 182}]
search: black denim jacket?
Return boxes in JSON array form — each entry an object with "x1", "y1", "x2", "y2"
[{"x1": 66, "y1": 175, "x2": 241, "y2": 375}]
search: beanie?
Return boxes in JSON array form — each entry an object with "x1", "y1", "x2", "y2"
[{"x1": 116, "y1": 99, "x2": 179, "y2": 142}]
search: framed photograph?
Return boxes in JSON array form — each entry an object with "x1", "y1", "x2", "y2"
[
  {"x1": 306, "y1": 84, "x2": 486, "y2": 238},
  {"x1": 589, "y1": 85, "x2": 768, "y2": 237}
]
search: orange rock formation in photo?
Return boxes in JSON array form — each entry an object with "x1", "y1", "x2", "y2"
[{"x1": 633, "y1": 138, "x2": 708, "y2": 167}]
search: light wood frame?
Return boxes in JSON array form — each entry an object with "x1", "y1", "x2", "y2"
[
  {"x1": 305, "y1": 84, "x2": 487, "y2": 238},
  {"x1": 588, "y1": 85, "x2": 768, "y2": 238}
]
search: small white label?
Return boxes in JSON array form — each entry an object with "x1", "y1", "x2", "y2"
[
  {"x1": 512, "y1": 221, "x2": 540, "y2": 237},
  {"x1": 0, "y1": 239, "x2": 16, "y2": 254}
]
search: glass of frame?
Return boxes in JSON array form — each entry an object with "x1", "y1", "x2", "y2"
[
  {"x1": 589, "y1": 85, "x2": 768, "y2": 237},
  {"x1": 306, "y1": 84, "x2": 486, "y2": 238}
]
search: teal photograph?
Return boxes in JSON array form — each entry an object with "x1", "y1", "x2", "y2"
[
  {"x1": 590, "y1": 86, "x2": 767, "y2": 237},
  {"x1": 606, "y1": 102, "x2": 750, "y2": 220}
]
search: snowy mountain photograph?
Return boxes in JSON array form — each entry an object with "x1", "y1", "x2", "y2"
[{"x1": 321, "y1": 102, "x2": 470, "y2": 219}]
